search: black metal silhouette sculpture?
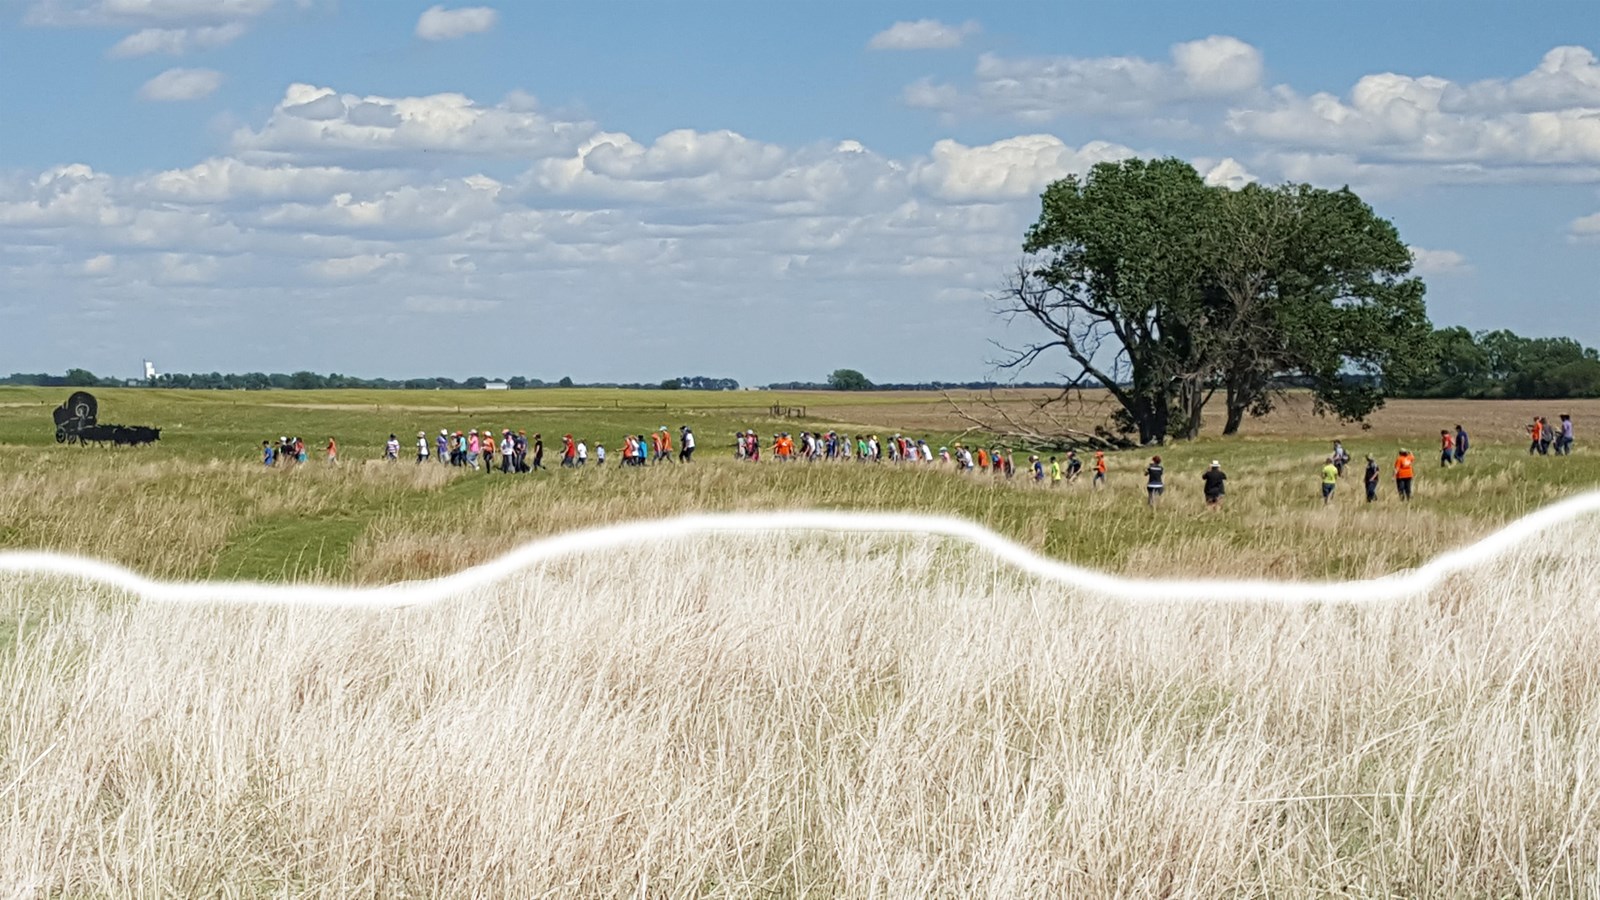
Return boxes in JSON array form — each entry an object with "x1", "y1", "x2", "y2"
[{"x1": 52, "y1": 391, "x2": 161, "y2": 447}]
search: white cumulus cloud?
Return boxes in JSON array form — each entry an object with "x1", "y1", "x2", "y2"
[
  {"x1": 906, "y1": 35, "x2": 1264, "y2": 121},
  {"x1": 137, "y1": 67, "x2": 223, "y2": 101},
  {"x1": 232, "y1": 84, "x2": 594, "y2": 164},
  {"x1": 1571, "y1": 211, "x2": 1600, "y2": 238},
  {"x1": 868, "y1": 19, "x2": 980, "y2": 51},
  {"x1": 1201, "y1": 157, "x2": 1257, "y2": 189},
  {"x1": 911, "y1": 135, "x2": 1135, "y2": 201},
  {"x1": 1226, "y1": 47, "x2": 1600, "y2": 167},
  {"x1": 1408, "y1": 246, "x2": 1471, "y2": 275},
  {"x1": 415, "y1": 5, "x2": 498, "y2": 41},
  {"x1": 107, "y1": 23, "x2": 246, "y2": 57},
  {"x1": 25, "y1": 0, "x2": 279, "y2": 27}
]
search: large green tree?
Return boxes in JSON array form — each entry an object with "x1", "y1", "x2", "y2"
[
  {"x1": 1208, "y1": 182, "x2": 1431, "y2": 434},
  {"x1": 1000, "y1": 157, "x2": 1432, "y2": 443},
  {"x1": 827, "y1": 368, "x2": 874, "y2": 391}
]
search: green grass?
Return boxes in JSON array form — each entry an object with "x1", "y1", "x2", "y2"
[{"x1": 3, "y1": 386, "x2": 1598, "y2": 584}]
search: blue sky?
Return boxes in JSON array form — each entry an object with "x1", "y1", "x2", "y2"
[{"x1": 2, "y1": 0, "x2": 1597, "y2": 384}]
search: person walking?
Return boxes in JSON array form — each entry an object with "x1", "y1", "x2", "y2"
[
  {"x1": 1093, "y1": 451, "x2": 1107, "y2": 489},
  {"x1": 1453, "y1": 424, "x2": 1469, "y2": 464},
  {"x1": 1065, "y1": 450, "x2": 1082, "y2": 482},
  {"x1": 262, "y1": 440, "x2": 275, "y2": 467},
  {"x1": 1558, "y1": 414, "x2": 1575, "y2": 455},
  {"x1": 1146, "y1": 455, "x2": 1165, "y2": 508},
  {"x1": 326, "y1": 436, "x2": 338, "y2": 466},
  {"x1": 1364, "y1": 454, "x2": 1380, "y2": 502},
  {"x1": 437, "y1": 429, "x2": 449, "y2": 464},
  {"x1": 680, "y1": 426, "x2": 695, "y2": 463},
  {"x1": 1394, "y1": 449, "x2": 1415, "y2": 501},
  {"x1": 1049, "y1": 456, "x2": 1062, "y2": 486},
  {"x1": 1202, "y1": 460, "x2": 1227, "y2": 510},
  {"x1": 385, "y1": 434, "x2": 400, "y2": 462},
  {"x1": 1529, "y1": 417, "x2": 1544, "y2": 455},
  {"x1": 1332, "y1": 441, "x2": 1350, "y2": 477},
  {"x1": 1440, "y1": 429, "x2": 1454, "y2": 468},
  {"x1": 1321, "y1": 456, "x2": 1338, "y2": 505},
  {"x1": 416, "y1": 431, "x2": 429, "y2": 464},
  {"x1": 1540, "y1": 417, "x2": 1554, "y2": 455}
]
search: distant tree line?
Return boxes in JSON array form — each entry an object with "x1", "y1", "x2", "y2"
[
  {"x1": 1399, "y1": 327, "x2": 1600, "y2": 399},
  {"x1": 10, "y1": 339, "x2": 1593, "y2": 398},
  {"x1": 0, "y1": 371, "x2": 743, "y2": 391}
]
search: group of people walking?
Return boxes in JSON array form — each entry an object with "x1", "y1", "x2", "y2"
[
  {"x1": 1528, "y1": 415, "x2": 1577, "y2": 456},
  {"x1": 267, "y1": 413, "x2": 1579, "y2": 515},
  {"x1": 260, "y1": 435, "x2": 334, "y2": 466},
  {"x1": 367, "y1": 425, "x2": 699, "y2": 472}
]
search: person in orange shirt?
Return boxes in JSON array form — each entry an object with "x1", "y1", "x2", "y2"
[
  {"x1": 657, "y1": 426, "x2": 673, "y2": 463},
  {"x1": 1093, "y1": 451, "x2": 1107, "y2": 489},
  {"x1": 1529, "y1": 418, "x2": 1544, "y2": 455},
  {"x1": 482, "y1": 430, "x2": 495, "y2": 472},
  {"x1": 1394, "y1": 449, "x2": 1415, "y2": 501},
  {"x1": 326, "y1": 436, "x2": 338, "y2": 466},
  {"x1": 976, "y1": 448, "x2": 989, "y2": 470}
]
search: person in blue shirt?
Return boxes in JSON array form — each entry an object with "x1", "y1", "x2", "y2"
[
  {"x1": 262, "y1": 440, "x2": 275, "y2": 467},
  {"x1": 1454, "y1": 424, "x2": 1469, "y2": 464}
]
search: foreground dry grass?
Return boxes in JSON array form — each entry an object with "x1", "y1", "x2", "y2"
[{"x1": 3, "y1": 523, "x2": 1599, "y2": 896}]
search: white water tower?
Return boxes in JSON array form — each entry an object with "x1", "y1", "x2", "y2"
[{"x1": 143, "y1": 359, "x2": 157, "y2": 380}]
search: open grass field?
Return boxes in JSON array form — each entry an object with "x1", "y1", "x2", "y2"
[
  {"x1": 2, "y1": 524, "x2": 1597, "y2": 895},
  {"x1": 2, "y1": 387, "x2": 1598, "y2": 586}
]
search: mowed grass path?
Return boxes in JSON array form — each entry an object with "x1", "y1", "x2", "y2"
[{"x1": 2, "y1": 387, "x2": 1598, "y2": 584}]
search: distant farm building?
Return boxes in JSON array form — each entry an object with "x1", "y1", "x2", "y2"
[{"x1": 485, "y1": 381, "x2": 509, "y2": 390}]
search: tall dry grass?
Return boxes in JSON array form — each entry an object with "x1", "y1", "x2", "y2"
[{"x1": 3, "y1": 521, "x2": 1599, "y2": 896}]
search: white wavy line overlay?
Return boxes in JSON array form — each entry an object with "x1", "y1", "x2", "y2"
[{"x1": 2, "y1": 491, "x2": 1599, "y2": 608}]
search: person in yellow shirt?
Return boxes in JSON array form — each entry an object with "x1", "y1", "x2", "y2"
[
  {"x1": 1049, "y1": 456, "x2": 1062, "y2": 486},
  {"x1": 1321, "y1": 456, "x2": 1339, "y2": 505}
]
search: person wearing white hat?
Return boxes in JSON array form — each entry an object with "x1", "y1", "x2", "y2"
[
  {"x1": 1202, "y1": 460, "x2": 1227, "y2": 510},
  {"x1": 416, "y1": 431, "x2": 428, "y2": 463}
]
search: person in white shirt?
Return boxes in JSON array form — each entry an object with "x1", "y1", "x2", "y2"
[
  {"x1": 596, "y1": 444, "x2": 606, "y2": 467},
  {"x1": 576, "y1": 441, "x2": 588, "y2": 466},
  {"x1": 416, "y1": 431, "x2": 428, "y2": 463},
  {"x1": 679, "y1": 426, "x2": 696, "y2": 462}
]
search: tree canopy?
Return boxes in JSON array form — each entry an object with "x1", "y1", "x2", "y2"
[
  {"x1": 1000, "y1": 157, "x2": 1433, "y2": 444},
  {"x1": 827, "y1": 369, "x2": 874, "y2": 391}
]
